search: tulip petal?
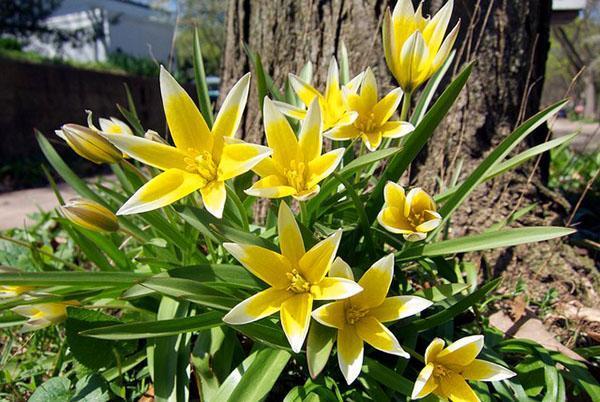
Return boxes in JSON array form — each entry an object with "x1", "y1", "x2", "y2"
[
  {"x1": 406, "y1": 187, "x2": 437, "y2": 217},
  {"x1": 298, "y1": 230, "x2": 342, "y2": 283},
  {"x1": 200, "y1": 180, "x2": 227, "y2": 218},
  {"x1": 325, "y1": 57, "x2": 341, "y2": 104},
  {"x1": 384, "y1": 181, "x2": 406, "y2": 206},
  {"x1": 436, "y1": 335, "x2": 484, "y2": 367},
  {"x1": 280, "y1": 293, "x2": 313, "y2": 353},
  {"x1": 399, "y1": 32, "x2": 429, "y2": 91},
  {"x1": 101, "y1": 133, "x2": 188, "y2": 171},
  {"x1": 432, "y1": 22, "x2": 460, "y2": 72},
  {"x1": 360, "y1": 67, "x2": 378, "y2": 108},
  {"x1": 299, "y1": 99, "x2": 323, "y2": 162},
  {"x1": 245, "y1": 175, "x2": 297, "y2": 199},
  {"x1": 292, "y1": 185, "x2": 320, "y2": 201},
  {"x1": 425, "y1": 337, "x2": 446, "y2": 364},
  {"x1": 307, "y1": 148, "x2": 344, "y2": 189},
  {"x1": 461, "y1": 359, "x2": 516, "y2": 382},
  {"x1": 439, "y1": 372, "x2": 479, "y2": 402},
  {"x1": 345, "y1": 71, "x2": 365, "y2": 92},
  {"x1": 373, "y1": 88, "x2": 404, "y2": 124},
  {"x1": 411, "y1": 363, "x2": 438, "y2": 399},
  {"x1": 337, "y1": 327, "x2": 364, "y2": 385},
  {"x1": 377, "y1": 206, "x2": 414, "y2": 234},
  {"x1": 118, "y1": 169, "x2": 204, "y2": 215},
  {"x1": 355, "y1": 316, "x2": 408, "y2": 357},
  {"x1": 329, "y1": 257, "x2": 354, "y2": 280},
  {"x1": 370, "y1": 295, "x2": 432, "y2": 323},
  {"x1": 289, "y1": 74, "x2": 321, "y2": 107},
  {"x1": 381, "y1": 121, "x2": 414, "y2": 139},
  {"x1": 223, "y1": 287, "x2": 292, "y2": 325},
  {"x1": 312, "y1": 301, "x2": 346, "y2": 330},
  {"x1": 218, "y1": 142, "x2": 271, "y2": 181},
  {"x1": 312, "y1": 277, "x2": 362, "y2": 300},
  {"x1": 351, "y1": 254, "x2": 394, "y2": 309},
  {"x1": 263, "y1": 98, "x2": 300, "y2": 166},
  {"x1": 422, "y1": 0, "x2": 453, "y2": 54},
  {"x1": 278, "y1": 202, "x2": 305, "y2": 264},
  {"x1": 223, "y1": 243, "x2": 291, "y2": 289},
  {"x1": 415, "y1": 211, "x2": 442, "y2": 232},
  {"x1": 212, "y1": 73, "x2": 251, "y2": 139},
  {"x1": 160, "y1": 66, "x2": 212, "y2": 152},
  {"x1": 362, "y1": 132, "x2": 383, "y2": 151},
  {"x1": 272, "y1": 100, "x2": 308, "y2": 120},
  {"x1": 324, "y1": 124, "x2": 360, "y2": 141},
  {"x1": 252, "y1": 156, "x2": 280, "y2": 178}
]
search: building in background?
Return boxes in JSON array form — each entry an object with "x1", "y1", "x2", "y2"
[{"x1": 25, "y1": 0, "x2": 175, "y2": 63}]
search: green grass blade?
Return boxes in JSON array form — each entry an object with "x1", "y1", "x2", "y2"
[
  {"x1": 193, "y1": 28, "x2": 214, "y2": 128},
  {"x1": 362, "y1": 358, "x2": 413, "y2": 396},
  {"x1": 80, "y1": 311, "x2": 223, "y2": 340},
  {"x1": 0, "y1": 271, "x2": 149, "y2": 286}
]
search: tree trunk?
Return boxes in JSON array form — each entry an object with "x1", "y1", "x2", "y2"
[{"x1": 221, "y1": 0, "x2": 598, "y2": 310}]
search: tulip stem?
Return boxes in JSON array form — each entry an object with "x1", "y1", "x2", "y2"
[
  {"x1": 299, "y1": 201, "x2": 309, "y2": 226},
  {"x1": 400, "y1": 90, "x2": 412, "y2": 122}
]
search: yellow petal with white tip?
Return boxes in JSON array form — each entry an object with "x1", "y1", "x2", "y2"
[
  {"x1": 425, "y1": 337, "x2": 446, "y2": 364},
  {"x1": 411, "y1": 363, "x2": 438, "y2": 399},
  {"x1": 373, "y1": 88, "x2": 404, "y2": 125},
  {"x1": 222, "y1": 242, "x2": 291, "y2": 289},
  {"x1": 223, "y1": 287, "x2": 291, "y2": 325},
  {"x1": 436, "y1": 335, "x2": 484, "y2": 367},
  {"x1": 280, "y1": 293, "x2": 313, "y2": 353},
  {"x1": 212, "y1": 73, "x2": 251, "y2": 139},
  {"x1": 312, "y1": 301, "x2": 346, "y2": 330},
  {"x1": 272, "y1": 100, "x2": 308, "y2": 120},
  {"x1": 369, "y1": 295, "x2": 432, "y2": 323},
  {"x1": 298, "y1": 230, "x2": 342, "y2": 283},
  {"x1": 461, "y1": 359, "x2": 516, "y2": 382},
  {"x1": 277, "y1": 202, "x2": 305, "y2": 264},
  {"x1": 218, "y1": 142, "x2": 271, "y2": 181},
  {"x1": 200, "y1": 180, "x2": 227, "y2": 219},
  {"x1": 351, "y1": 254, "x2": 394, "y2": 309},
  {"x1": 360, "y1": 67, "x2": 378, "y2": 108},
  {"x1": 288, "y1": 74, "x2": 321, "y2": 107},
  {"x1": 438, "y1": 372, "x2": 480, "y2": 402},
  {"x1": 307, "y1": 148, "x2": 344, "y2": 189},
  {"x1": 311, "y1": 277, "x2": 362, "y2": 300},
  {"x1": 101, "y1": 133, "x2": 188, "y2": 171},
  {"x1": 263, "y1": 97, "x2": 300, "y2": 166},
  {"x1": 245, "y1": 175, "x2": 297, "y2": 199},
  {"x1": 118, "y1": 169, "x2": 205, "y2": 215},
  {"x1": 298, "y1": 99, "x2": 323, "y2": 162},
  {"x1": 355, "y1": 316, "x2": 408, "y2": 357},
  {"x1": 160, "y1": 66, "x2": 212, "y2": 152},
  {"x1": 337, "y1": 327, "x2": 364, "y2": 385},
  {"x1": 380, "y1": 121, "x2": 414, "y2": 139},
  {"x1": 329, "y1": 257, "x2": 354, "y2": 280}
]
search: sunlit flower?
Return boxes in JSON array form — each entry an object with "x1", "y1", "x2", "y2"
[
  {"x1": 412, "y1": 335, "x2": 516, "y2": 401},
  {"x1": 378, "y1": 182, "x2": 441, "y2": 241},
  {"x1": 59, "y1": 198, "x2": 119, "y2": 233},
  {"x1": 245, "y1": 98, "x2": 344, "y2": 201},
  {"x1": 97, "y1": 116, "x2": 133, "y2": 136},
  {"x1": 101, "y1": 67, "x2": 271, "y2": 218},
  {"x1": 12, "y1": 301, "x2": 79, "y2": 332},
  {"x1": 0, "y1": 286, "x2": 34, "y2": 298},
  {"x1": 56, "y1": 124, "x2": 122, "y2": 164},
  {"x1": 274, "y1": 57, "x2": 364, "y2": 132},
  {"x1": 313, "y1": 254, "x2": 432, "y2": 384},
  {"x1": 223, "y1": 202, "x2": 362, "y2": 352},
  {"x1": 325, "y1": 67, "x2": 414, "y2": 151},
  {"x1": 383, "y1": 0, "x2": 459, "y2": 92}
]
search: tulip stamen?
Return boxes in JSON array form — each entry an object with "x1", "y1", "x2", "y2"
[
  {"x1": 185, "y1": 149, "x2": 218, "y2": 185},
  {"x1": 345, "y1": 303, "x2": 369, "y2": 325},
  {"x1": 283, "y1": 160, "x2": 307, "y2": 192},
  {"x1": 286, "y1": 269, "x2": 312, "y2": 293}
]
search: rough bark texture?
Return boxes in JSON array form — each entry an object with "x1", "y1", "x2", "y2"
[{"x1": 221, "y1": 1, "x2": 598, "y2": 314}]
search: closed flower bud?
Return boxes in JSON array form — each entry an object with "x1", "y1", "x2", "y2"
[
  {"x1": 12, "y1": 301, "x2": 79, "y2": 332},
  {"x1": 59, "y1": 198, "x2": 119, "y2": 233},
  {"x1": 56, "y1": 123, "x2": 122, "y2": 164}
]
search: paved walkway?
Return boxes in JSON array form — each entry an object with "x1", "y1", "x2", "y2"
[{"x1": 552, "y1": 118, "x2": 599, "y2": 153}]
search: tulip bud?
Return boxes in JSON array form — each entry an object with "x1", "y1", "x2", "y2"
[
  {"x1": 12, "y1": 300, "x2": 79, "y2": 332},
  {"x1": 59, "y1": 198, "x2": 119, "y2": 233},
  {"x1": 56, "y1": 123, "x2": 122, "y2": 164},
  {"x1": 144, "y1": 129, "x2": 168, "y2": 144}
]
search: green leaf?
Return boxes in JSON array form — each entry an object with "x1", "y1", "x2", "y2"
[
  {"x1": 0, "y1": 271, "x2": 149, "y2": 286},
  {"x1": 306, "y1": 322, "x2": 335, "y2": 379},
  {"x1": 436, "y1": 99, "x2": 567, "y2": 226},
  {"x1": 366, "y1": 63, "x2": 473, "y2": 221},
  {"x1": 413, "y1": 283, "x2": 469, "y2": 302},
  {"x1": 81, "y1": 311, "x2": 224, "y2": 340},
  {"x1": 396, "y1": 227, "x2": 575, "y2": 260},
  {"x1": 65, "y1": 307, "x2": 137, "y2": 369},
  {"x1": 193, "y1": 28, "x2": 215, "y2": 127},
  {"x1": 362, "y1": 358, "x2": 413, "y2": 396},
  {"x1": 411, "y1": 49, "x2": 456, "y2": 125},
  {"x1": 401, "y1": 278, "x2": 501, "y2": 331},
  {"x1": 236, "y1": 318, "x2": 291, "y2": 350},
  {"x1": 338, "y1": 41, "x2": 350, "y2": 85},
  {"x1": 71, "y1": 373, "x2": 111, "y2": 402},
  {"x1": 225, "y1": 347, "x2": 291, "y2": 402},
  {"x1": 29, "y1": 377, "x2": 72, "y2": 402},
  {"x1": 141, "y1": 277, "x2": 237, "y2": 310}
]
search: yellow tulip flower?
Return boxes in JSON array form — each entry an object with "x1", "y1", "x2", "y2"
[
  {"x1": 245, "y1": 98, "x2": 344, "y2": 200},
  {"x1": 98, "y1": 116, "x2": 133, "y2": 136},
  {"x1": 59, "y1": 198, "x2": 119, "y2": 233},
  {"x1": 313, "y1": 254, "x2": 432, "y2": 384},
  {"x1": 0, "y1": 286, "x2": 34, "y2": 298},
  {"x1": 378, "y1": 182, "x2": 441, "y2": 241},
  {"x1": 383, "y1": 0, "x2": 459, "y2": 92},
  {"x1": 412, "y1": 335, "x2": 516, "y2": 401},
  {"x1": 101, "y1": 67, "x2": 271, "y2": 218},
  {"x1": 274, "y1": 57, "x2": 364, "y2": 132},
  {"x1": 55, "y1": 124, "x2": 122, "y2": 164},
  {"x1": 12, "y1": 301, "x2": 79, "y2": 332},
  {"x1": 223, "y1": 202, "x2": 362, "y2": 353},
  {"x1": 325, "y1": 67, "x2": 414, "y2": 151}
]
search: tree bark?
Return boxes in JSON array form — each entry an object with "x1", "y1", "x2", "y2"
[{"x1": 221, "y1": 0, "x2": 598, "y2": 308}]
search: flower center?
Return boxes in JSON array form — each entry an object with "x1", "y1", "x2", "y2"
[
  {"x1": 286, "y1": 269, "x2": 311, "y2": 293},
  {"x1": 433, "y1": 364, "x2": 451, "y2": 378},
  {"x1": 407, "y1": 210, "x2": 425, "y2": 228},
  {"x1": 283, "y1": 160, "x2": 306, "y2": 191},
  {"x1": 345, "y1": 303, "x2": 369, "y2": 325},
  {"x1": 185, "y1": 149, "x2": 218, "y2": 186},
  {"x1": 356, "y1": 112, "x2": 378, "y2": 133}
]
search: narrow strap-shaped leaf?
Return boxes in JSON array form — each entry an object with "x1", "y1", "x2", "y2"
[
  {"x1": 362, "y1": 358, "x2": 413, "y2": 396},
  {"x1": 0, "y1": 271, "x2": 149, "y2": 286},
  {"x1": 396, "y1": 226, "x2": 575, "y2": 260},
  {"x1": 436, "y1": 99, "x2": 567, "y2": 227},
  {"x1": 193, "y1": 28, "x2": 215, "y2": 128},
  {"x1": 365, "y1": 63, "x2": 473, "y2": 222},
  {"x1": 80, "y1": 311, "x2": 223, "y2": 340}
]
